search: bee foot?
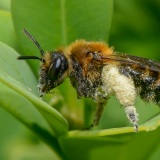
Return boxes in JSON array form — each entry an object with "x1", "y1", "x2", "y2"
[
  {"x1": 82, "y1": 124, "x2": 94, "y2": 130},
  {"x1": 125, "y1": 105, "x2": 139, "y2": 132}
]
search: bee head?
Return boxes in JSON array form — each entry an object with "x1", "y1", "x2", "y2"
[
  {"x1": 39, "y1": 51, "x2": 68, "y2": 96},
  {"x1": 17, "y1": 29, "x2": 68, "y2": 97}
]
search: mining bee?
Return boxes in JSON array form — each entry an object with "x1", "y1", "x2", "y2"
[{"x1": 17, "y1": 29, "x2": 160, "y2": 132}]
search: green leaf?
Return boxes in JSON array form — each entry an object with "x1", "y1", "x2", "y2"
[
  {"x1": 0, "y1": 10, "x2": 18, "y2": 50},
  {"x1": 59, "y1": 115, "x2": 160, "y2": 160},
  {"x1": 59, "y1": 126, "x2": 160, "y2": 160},
  {"x1": 0, "y1": 42, "x2": 68, "y2": 139},
  {"x1": 0, "y1": 0, "x2": 11, "y2": 11},
  {"x1": 8, "y1": 1, "x2": 160, "y2": 159}
]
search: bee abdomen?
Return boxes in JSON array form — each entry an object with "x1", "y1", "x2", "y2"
[{"x1": 119, "y1": 65, "x2": 160, "y2": 104}]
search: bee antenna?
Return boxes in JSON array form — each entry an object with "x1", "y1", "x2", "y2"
[
  {"x1": 17, "y1": 56, "x2": 45, "y2": 63},
  {"x1": 22, "y1": 28, "x2": 45, "y2": 57}
]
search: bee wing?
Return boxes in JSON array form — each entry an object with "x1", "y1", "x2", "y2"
[{"x1": 97, "y1": 53, "x2": 160, "y2": 72}]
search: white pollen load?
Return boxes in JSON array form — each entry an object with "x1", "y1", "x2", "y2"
[
  {"x1": 101, "y1": 65, "x2": 140, "y2": 131},
  {"x1": 101, "y1": 65, "x2": 136, "y2": 107}
]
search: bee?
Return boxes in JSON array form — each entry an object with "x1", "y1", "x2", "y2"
[{"x1": 18, "y1": 29, "x2": 160, "y2": 132}]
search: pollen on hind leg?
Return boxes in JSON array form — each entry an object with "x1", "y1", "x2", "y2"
[{"x1": 124, "y1": 106, "x2": 139, "y2": 132}]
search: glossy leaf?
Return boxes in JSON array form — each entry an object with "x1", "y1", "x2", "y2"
[
  {"x1": 59, "y1": 126, "x2": 160, "y2": 160},
  {"x1": 0, "y1": 10, "x2": 18, "y2": 50},
  {"x1": 0, "y1": 0, "x2": 11, "y2": 11},
  {"x1": 0, "y1": 42, "x2": 68, "y2": 142},
  {"x1": 9, "y1": 1, "x2": 160, "y2": 160}
]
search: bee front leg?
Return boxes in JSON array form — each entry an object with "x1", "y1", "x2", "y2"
[{"x1": 124, "y1": 105, "x2": 139, "y2": 132}]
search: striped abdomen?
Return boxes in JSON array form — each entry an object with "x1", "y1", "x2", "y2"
[{"x1": 119, "y1": 64, "x2": 160, "y2": 104}]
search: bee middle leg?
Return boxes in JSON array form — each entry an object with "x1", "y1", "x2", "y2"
[{"x1": 84, "y1": 102, "x2": 105, "y2": 130}]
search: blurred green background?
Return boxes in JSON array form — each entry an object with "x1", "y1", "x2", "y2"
[{"x1": 0, "y1": 0, "x2": 160, "y2": 160}]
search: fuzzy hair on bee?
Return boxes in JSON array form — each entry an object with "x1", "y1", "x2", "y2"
[{"x1": 17, "y1": 29, "x2": 160, "y2": 132}]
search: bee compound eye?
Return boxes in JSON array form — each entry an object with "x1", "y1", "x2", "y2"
[
  {"x1": 48, "y1": 58, "x2": 62, "y2": 81},
  {"x1": 47, "y1": 53, "x2": 69, "y2": 82}
]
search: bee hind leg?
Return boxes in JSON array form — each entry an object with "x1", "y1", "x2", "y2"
[{"x1": 124, "y1": 105, "x2": 139, "y2": 132}]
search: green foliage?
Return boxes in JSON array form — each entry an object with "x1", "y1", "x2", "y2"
[{"x1": 0, "y1": 0, "x2": 160, "y2": 160}]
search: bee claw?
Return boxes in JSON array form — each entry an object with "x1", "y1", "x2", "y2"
[
  {"x1": 134, "y1": 124, "x2": 139, "y2": 132},
  {"x1": 82, "y1": 124, "x2": 94, "y2": 130}
]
